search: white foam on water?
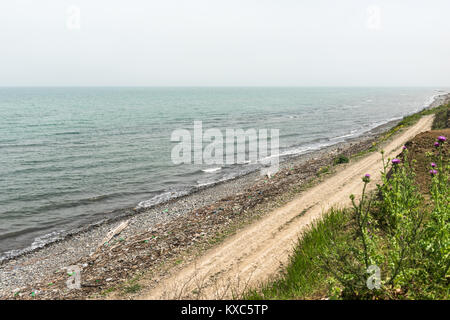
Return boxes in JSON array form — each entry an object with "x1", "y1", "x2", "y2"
[
  {"x1": 30, "y1": 230, "x2": 66, "y2": 250},
  {"x1": 422, "y1": 91, "x2": 447, "y2": 110},
  {"x1": 201, "y1": 167, "x2": 222, "y2": 173},
  {"x1": 0, "y1": 229, "x2": 67, "y2": 263},
  {"x1": 135, "y1": 190, "x2": 191, "y2": 210}
]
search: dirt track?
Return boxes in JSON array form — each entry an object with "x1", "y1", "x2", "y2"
[{"x1": 139, "y1": 115, "x2": 434, "y2": 300}]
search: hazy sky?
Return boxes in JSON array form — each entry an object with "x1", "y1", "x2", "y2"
[{"x1": 1, "y1": 0, "x2": 450, "y2": 86}]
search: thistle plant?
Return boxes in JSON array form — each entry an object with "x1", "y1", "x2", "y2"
[
  {"x1": 377, "y1": 149, "x2": 426, "y2": 290},
  {"x1": 349, "y1": 174, "x2": 380, "y2": 271},
  {"x1": 313, "y1": 137, "x2": 448, "y2": 299},
  {"x1": 318, "y1": 174, "x2": 384, "y2": 299},
  {"x1": 420, "y1": 136, "x2": 449, "y2": 294}
]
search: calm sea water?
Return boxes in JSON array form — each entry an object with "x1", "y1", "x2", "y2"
[{"x1": 0, "y1": 87, "x2": 443, "y2": 259}]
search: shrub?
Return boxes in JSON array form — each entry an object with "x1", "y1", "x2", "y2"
[
  {"x1": 431, "y1": 104, "x2": 450, "y2": 129},
  {"x1": 334, "y1": 154, "x2": 349, "y2": 165},
  {"x1": 316, "y1": 166, "x2": 330, "y2": 176}
]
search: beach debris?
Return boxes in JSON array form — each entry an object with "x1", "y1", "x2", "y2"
[
  {"x1": 90, "y1": 220, "x2": 130, "y2": 257},
  {"x1": 102, "y1": 220, "x2": 129, "y2": 244}
]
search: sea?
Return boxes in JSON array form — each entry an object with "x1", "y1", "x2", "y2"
[{"x1": 0, "y1": 87, "x2": 446, "y2": 261}]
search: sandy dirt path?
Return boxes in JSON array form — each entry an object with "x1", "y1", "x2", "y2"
[{"x1": 139, "y1": 115, "x2": 434, "y2": 300}]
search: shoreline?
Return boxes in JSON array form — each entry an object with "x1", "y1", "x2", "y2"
[
  {"x1": 0, "y1": 117, "x2": 401, "y2": 263},
  {"x1": 1, "y1": 92, "x2": 449, "y2": 298},
  {"x1": 3, "y1": 93, "x2": 446, "y2": 263}
]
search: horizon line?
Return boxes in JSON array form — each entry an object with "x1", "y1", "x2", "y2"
[{"x1": 0, "y1": 85, "x2": 449, "y2": 89}]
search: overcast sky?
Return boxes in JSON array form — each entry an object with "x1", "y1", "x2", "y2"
[{"x1": 1, "y1": 0, "x2": 450, "y2": 86}]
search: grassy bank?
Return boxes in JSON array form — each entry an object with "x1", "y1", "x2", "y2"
[
  {"x1": 352, "y1": 103, "x2": 450, "y2": 159},
  {"x1": 246, "y1": 104, "x2": 449, "y2": 300}
]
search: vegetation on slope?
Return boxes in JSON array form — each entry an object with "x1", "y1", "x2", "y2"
[{"x1": 247, "y1": 105, "x2": 449, "y2": 300}]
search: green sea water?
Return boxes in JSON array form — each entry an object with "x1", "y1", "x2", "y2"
[{"x1": 0, "y1": 87, "x2": 444, "y2": 259}]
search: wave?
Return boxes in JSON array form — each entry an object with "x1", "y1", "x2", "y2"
[
  {"x1": 29, "y1": 230, "x2": 66, "y2": 251},
  {"x1": 329, "y1": 130, "x2": 359, "y2": 141},
  {"x1": 0, "y1": 229, "x2": 66, "y2": 263},
  {"x1": 135, "y1": 189, "x2": 192, "y2": 210},
  {"x1": 201, "y1": 167, "x2": 222, "y2": 173},
  {"x1": 54, "y1": 131, "x2": 81, "y2": 136},
  {"x1": 422, "y1": 91, "x2": 448, "y2": 110}
]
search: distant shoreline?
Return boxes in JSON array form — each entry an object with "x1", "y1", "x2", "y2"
[{"x1": 1, "y1": 92, "x2": 448, "y2": 298}]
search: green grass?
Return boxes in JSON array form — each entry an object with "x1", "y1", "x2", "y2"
[
  {"x1": 352, "y1": 103, "x2": 449, "y2": 159},
  {"x1": 431, "y1": 103, "x2": 449, "y2": 129},
  {"x1": 333, "y1": 154, "x2": 349, "y2": 165},
  {"x1": 316, "y1": 166, "x2": 330, "y2": 176},
  {"x1": 388, "y1": 102, "x2": 449, "y2": 134},
  {"x1": 123, "y1": 283, "x2": 141, "y2": 294},
  {"x1": 245, "y1": 209, "x2": 352, "y2": 299}
]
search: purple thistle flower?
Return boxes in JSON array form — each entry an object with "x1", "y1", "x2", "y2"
[
  {"x1": 437, "y1": 136, "x2": 447, "y2": 143},
  {"x1": 392, "y1": 158, "x2": 401, "y2": 165},
  {"x1": 434, "y1": 142, "x2": 440, "y2": 148},
  {"x1": 429, "y1": 169, "x2": 438, "y2": 176},
  {"x1": 431, "y1": 162, "x2": 436, "y2": 168},
  {"x1": 362, "y1": 173, "x2": 371, "y2": 183},
  {"x1": 402, "y1": 146, "x2": 407, "y2": 150}
]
